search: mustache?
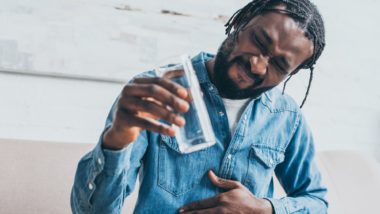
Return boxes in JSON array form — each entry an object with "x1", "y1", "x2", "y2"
[{"x1": 230, "y1": 56, "x2": 264, "y2": 85}]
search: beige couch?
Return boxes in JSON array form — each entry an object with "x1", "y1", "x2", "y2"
[{"x1": 1, "y1": 139, "x2": 380, "y2": 214}]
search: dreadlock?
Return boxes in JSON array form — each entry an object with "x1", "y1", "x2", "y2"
[{"x1": 225, "y1": 0, "x2": 325, "y2": 108}]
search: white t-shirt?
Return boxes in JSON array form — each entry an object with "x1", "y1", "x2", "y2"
[{"x1": 222, "y1": 97, "x2": 252, "y2": 135}]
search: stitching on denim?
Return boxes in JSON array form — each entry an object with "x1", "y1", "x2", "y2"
[
  {"x1": 251, "y1": 146, "x2": 285, "y2": 166},
  {"x1": 86, "y1": 160, "x2": 96, "y2": 210},
  {"x1": 291, "y1": 112, "x2": 302, "y2": 139},
  {"x1": 251, "y1": 144, "x2": 286, "y2": 153},
  {"x1": 282, "y1": 112, "x2": 302, "y2": 150},
  {"x1": 261, "y1": 91, "x2": 299, "y2": 113}
]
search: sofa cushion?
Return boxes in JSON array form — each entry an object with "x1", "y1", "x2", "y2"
[{"x1": 0, "y1": 139, "x2": 379, "y2": 213}]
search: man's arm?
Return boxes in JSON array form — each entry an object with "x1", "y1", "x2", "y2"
[
  {"x1": 70, "y1": 100, "x2": 149, "y2": 213},
  {"x1": 71, "y1": 70, "x2": 190, "y2": 213},
  {"x1": 268, "y1": 113, "x2": 328, "y2": 214}
]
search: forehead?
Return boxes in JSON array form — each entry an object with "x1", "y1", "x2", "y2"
[{"x1": 244, "y1": 11, "x2": 314, "y2": 68}]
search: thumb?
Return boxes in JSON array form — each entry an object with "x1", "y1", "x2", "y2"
[{"x1": 208, "y1": 170, "x2": 241, "y2": 190}]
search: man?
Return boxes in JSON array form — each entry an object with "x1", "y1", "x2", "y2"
[{"x1": 71, "y1": 0, "x2": 327, "y2": 213}]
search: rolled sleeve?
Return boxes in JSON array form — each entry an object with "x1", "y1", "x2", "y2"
[{"x1": 90, "y1": 126, "x2": 134, "y2": 176}]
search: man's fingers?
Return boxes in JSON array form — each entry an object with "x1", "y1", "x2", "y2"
[
  {"x1": 133, "y1": 77, "x2": 189, "y2": 99},
  {"x1": 208, "y1": 170, "x2": 241, "y2": 190},
  {"x1": 118, "y1": 96, "x2": 185, "y2": 127},
  {"x1": 122, "y1": 83, "x2": 189, "y2": 113},
  {"x1": 179, "y1": 196, "x2": 219, "y2": 213},
  {"x1": 116, "y1": 110, "x2": 176, "y2": 136}
]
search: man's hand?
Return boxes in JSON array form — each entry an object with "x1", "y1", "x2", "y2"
[
  {"x1": 103, "y1": 76, "x2": 190, "y2": 150},
  {"x1": 179, "y1": 170, "x2": 273, "y2": 214}
]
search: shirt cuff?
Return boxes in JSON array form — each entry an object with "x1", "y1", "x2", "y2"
[
  {"x1": 265, "y1": 198, "x2": 287, "y2": 214},
  {"x1": 92, "y1": 130, "x2": 133, "y2": 176}
]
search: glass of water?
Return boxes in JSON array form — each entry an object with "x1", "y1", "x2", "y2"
[{"x1": 156, "y1": 54, "x2": 216, "y2": 153}]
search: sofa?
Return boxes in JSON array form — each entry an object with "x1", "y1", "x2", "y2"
[{"x1": 1, "y1": 138, "x2": 380, "y2": 213}]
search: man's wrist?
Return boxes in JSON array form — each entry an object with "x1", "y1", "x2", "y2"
[{"x1": 102, "y1": 128, "x2": 131, "y2": 150}]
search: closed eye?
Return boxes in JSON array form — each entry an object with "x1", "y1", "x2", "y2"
[
  {"x1": 269, "y1": 58, "x2": 288, "y2": 75},
  {"x1": 251, "y1": 32, "x2": 288, "y2": 75},
  {"x1": 252, "y1": 34, "x2": 267, "y2": 55}
]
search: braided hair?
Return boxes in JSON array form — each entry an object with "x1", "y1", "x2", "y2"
[{"x1": 225, "y1": 0, "x2": 325, "y2": 108}]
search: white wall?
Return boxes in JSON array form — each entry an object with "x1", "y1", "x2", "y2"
[
  {"x1": 0, "y1": 0, "x2": 379, "y2": 160},
  {"x1": 297, "y1": 0, "x2": 380, "y2": 158}
]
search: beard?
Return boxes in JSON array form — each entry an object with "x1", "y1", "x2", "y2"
[{"x1": 212, "y1": 36, "x2": 275, "y2": 99}]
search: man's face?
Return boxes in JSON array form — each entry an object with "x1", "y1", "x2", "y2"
[{"x1": 213, "y1": 9, "x2": 314, "y2": 99}]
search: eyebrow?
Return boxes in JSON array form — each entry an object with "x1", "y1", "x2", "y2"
[{"x1": 258, "y1": 28, "x2": 291, "y2": 73}]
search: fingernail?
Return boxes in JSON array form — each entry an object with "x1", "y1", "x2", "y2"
[
  {"x1": 179, "y1": 208, "x2": 185, "y2": 213},
  {"x1": 168, "y1": 128, "x2": 176, "y2": 136},
  {"x1": 175, "y1": 116, "x2": 185, "y2": 126},
  {"x1": 177, "y1": 88, "x2": 188, "y2": 98},
  {"x1": 181, "y1": 102, "x2": 190, "y2": 112}
]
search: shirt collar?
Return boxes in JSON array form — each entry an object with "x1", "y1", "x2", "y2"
[{"x1": 191, "y1": 52, "x2": 215, "y2": 84}]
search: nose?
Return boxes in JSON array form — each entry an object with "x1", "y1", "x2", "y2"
[{"x1": 250, "y1": 55, "x2": 269, "y2": 76}]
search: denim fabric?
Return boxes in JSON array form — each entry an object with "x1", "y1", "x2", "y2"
[{"x1": 71, "y1": 52, "x2": 328, "y2": 214}]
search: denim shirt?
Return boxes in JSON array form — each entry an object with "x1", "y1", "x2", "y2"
[{"x1": 71, "y1": 52, "x2": 328, "y2": 214}]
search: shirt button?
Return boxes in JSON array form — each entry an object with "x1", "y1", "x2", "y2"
[
  {"x1": 269, "y1": 159, "x2": 274, "y2": 165},
  {"x1": 88, "y1": 183, "x2": 94, "y2": 190},
  {"x1": 219, "y1": 111, "x2": 224, "y2": 117},
  {"x1": 97, "y1": 158, "x2": 102, "y2": 165},
  {"x1": 227, "y1": 154, "x2": 232, "y2": 160},
  {"x1": 209, "y1": 86, "x2": 213, "y2": 91}
]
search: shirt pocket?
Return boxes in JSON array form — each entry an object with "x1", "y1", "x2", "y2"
[
  {"x1": 243, "y1": 144, "x2": 285, "y2": 196},
  {"x1": 158, "y1": 135, "x2": 209, "y2": 197}
]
